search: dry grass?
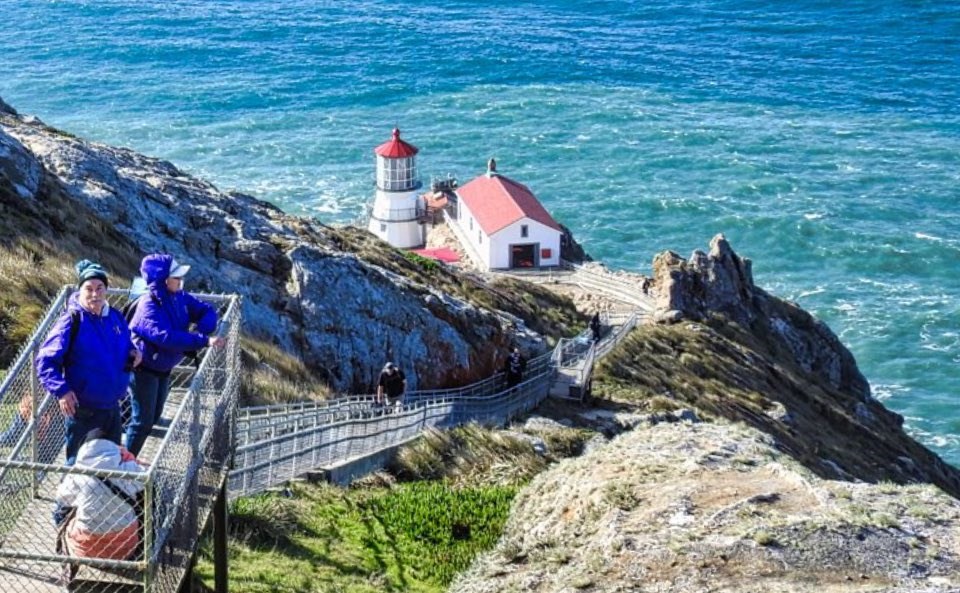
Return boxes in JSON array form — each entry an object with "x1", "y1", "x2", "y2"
[
  {"x1": 0, "y1": 175, "x2": 142, "y2": 362},
  {"x1": 240, "y1": 337, "x2": 331, "y2": 406},
  {"x1": 391, "y1": 424, "x2": 549, "y2": 487},
  {"x1": 592, "y1": 317, "x2": 960, "y2": 498}
]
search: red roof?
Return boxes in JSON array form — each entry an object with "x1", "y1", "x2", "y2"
[
  {"x1": 411, "y1": 247, "x2": 460, "y2": 264},
  {"x1": 375, "y1": 128, "x2": 419, "y2": 158},
  {"x1": 456, "y1": 171, "x2": 562, "y2": 236}
]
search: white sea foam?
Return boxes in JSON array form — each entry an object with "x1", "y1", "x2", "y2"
[
  {"x1": 872, "y1": 383, "x2": 909, "y2": 402},
  {"x1": 795, "y1": 287, "x2": 826, "y2": 299},
  {"x1": 915, "y1": 232, "x2": 944, "y2": 243}
]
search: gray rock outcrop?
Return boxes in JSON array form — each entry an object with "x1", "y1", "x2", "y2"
[
  {"x1": 0, "y1": 128, "x2": 41, "y2": 200},
  {"x1": 0, "y1": 100, "x2": 534, "y2": 393},
  {"x1": 454, "y1": 420, "x2": 960, "y2": 593},
  {"x1": 651, "y1": 233, "x2": 869, "y2": 400}
]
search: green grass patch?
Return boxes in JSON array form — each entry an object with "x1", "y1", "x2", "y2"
[
  {"x1": 402, "y1": 251, "x2": 439, "y2": 273},
  {"x1": 196, "y1": 480, "x2": 516, "y2": 593}
]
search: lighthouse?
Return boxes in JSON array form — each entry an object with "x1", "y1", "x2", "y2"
[{"x1": 368, "y1": 128, "x2": 423, "y2": 248}]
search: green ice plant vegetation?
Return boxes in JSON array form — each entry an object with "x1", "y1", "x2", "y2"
[{"x1": 195, "y1": 480, "x2": 516, "y2": 592}]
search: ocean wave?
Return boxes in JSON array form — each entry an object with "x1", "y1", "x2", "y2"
[
  {"x1": 795, "y1": 287, "x2": 826, "y2": 299},
  {"x1": 914, "y1": 232, "x2": 957, "y2": 245},
  {"x1": 872, "y1": 383, "x2": 910, "y2": 402}
]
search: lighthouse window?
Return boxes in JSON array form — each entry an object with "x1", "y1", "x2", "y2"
[
  {"x1": 521, "y1": 225, "x2": 528, "y2": 238},
  {"x1": 378, "y1": 157, "x2": 417, "y2": 192},
  {"x1": 478, "y1": 231, "x2": 482, "y2": 244},
  {"x1": 469, "y1": 218, "x2": 473, "y2": 231},
  {"x1": 380, "y1": 223, "x2": 387, "y2": 233}
]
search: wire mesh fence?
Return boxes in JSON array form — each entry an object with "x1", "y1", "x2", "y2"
[{"x1": 0, "y1": 287, "x2": 241, "y2": 593}]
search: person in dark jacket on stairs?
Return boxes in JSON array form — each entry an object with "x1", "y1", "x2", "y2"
[
  {"x1": 124, "y1": 254, "x2": 225, "y2": 456},
  {"x1": 376, "y1": 362, "x2": 406, "y2": 411},
  {"x1": 504, "y1": 347, "x2": 526, "y2": 389}
]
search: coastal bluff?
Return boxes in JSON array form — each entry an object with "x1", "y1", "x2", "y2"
[
  {"x1": 452, "y1": 239, "x2": 960, "y2": 593},
  {"x1": 3, "y1": 96, "x2": 960, "y2": 592},
  {"x1": 0, "y1": 97, "x2": 571, "y2": 394}
]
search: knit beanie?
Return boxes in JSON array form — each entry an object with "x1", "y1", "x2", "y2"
[{"x1": 75, "y1": 259, "x2": 109, "y2": 288}]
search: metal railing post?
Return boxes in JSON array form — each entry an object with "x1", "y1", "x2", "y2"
[
  {"x1": 214, "y1": 475, "x2": 229, "y2": 593},
  {"x1": 29, "y1": 344, "x2": 39, "y2": 496},
  {"x1": 143, "y1": 474, "x2": 155, "y2": 592}
]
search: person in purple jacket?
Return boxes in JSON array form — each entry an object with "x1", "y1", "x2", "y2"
[
  {"x1": 36, "y1": 260, "x2": 141, "y2": 465},
  {"x1": 124, "y1": 254, "x2": 225, "y2": 456}
]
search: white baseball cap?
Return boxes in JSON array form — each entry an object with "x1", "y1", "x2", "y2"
[{"x1": 169, "y1": 259, "x2": 191, "y2": 278}]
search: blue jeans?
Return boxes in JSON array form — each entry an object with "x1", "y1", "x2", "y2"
[
  {"x1": 125, "y1": 368, "x2": 171, "y2": 457},
  {"x1": 64, "y1": 405, "x2": 122, "y2": 466}
]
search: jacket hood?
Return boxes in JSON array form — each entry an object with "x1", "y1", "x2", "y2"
[
  {"x1": 75, "y1": 438, "x2": 122, "y2": 470},
  {"x1": 140, "y1": 254, "x2": 175, "y2": 286}
]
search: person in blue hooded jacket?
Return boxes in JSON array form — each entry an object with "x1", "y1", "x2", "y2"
[
  {"x1": 36, "y1": 260, "x2": 141, "y2": 465},
  {"x1": 124, "y1": 254, "x2": 225, "y2": 456}
]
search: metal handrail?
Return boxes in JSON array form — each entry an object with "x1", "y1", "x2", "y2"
[
  {"x1": 228, "y1": 314, "x2": 641, "y2": 499},
  {"x1": 0, "y1": 288, "x2": 241, "y2": 593}
]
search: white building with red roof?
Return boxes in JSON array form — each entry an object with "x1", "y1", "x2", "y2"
[
  {"x1": 367, "y1": 128, "x2": 424, "y2": 248},
  {"x1": 454, "y1": 159, "x2": 562, "y2": 270}
]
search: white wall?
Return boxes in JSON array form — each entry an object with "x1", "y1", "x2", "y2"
[
  {"x1": 457, "y1": 201, "x2": 493, "y2": 269},
  {"x1": 489, "y1": 219, "x2": 561, "y2": 269},
  {"x1": 368, "y1": 187, "x2": 423, "y2": 248}
]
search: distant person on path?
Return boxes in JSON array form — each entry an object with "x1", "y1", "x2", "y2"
[
  {"x1": 590, "y1": 312, "x2": 602, "y2": 342},
  {"x1": 376, "y1": 362, "x2": 406, "y2": 410},
  {"x1": 504, "y1": 347, "x2": 526, "y2": 388},
  {"x1": 125, "y1": 254, "x2": 224, "y2": 456},
  {"x1": 36, "y1": 260, "x2": 141, "y2": 465}
]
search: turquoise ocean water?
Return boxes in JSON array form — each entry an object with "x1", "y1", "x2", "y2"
[{"x1": 2, "y1": 1, "x2": 959, "y2": 461}]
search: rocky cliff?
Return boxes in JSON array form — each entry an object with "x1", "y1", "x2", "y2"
[
  {"x1": 5, "y1": 98, "x2": 960, "y2": 592},
  {"x1": 450, "y1": 237, "x2": 960, "y2": 593},
  {"x1": 642, "y1": 235, "x2": 960, "y2": 499},
  {"x1": 454, "y1": 419, "x2": 960, "y2": 593},
  {"x1": 0, "y1": 99, "x2": 581, "y2": 394}
]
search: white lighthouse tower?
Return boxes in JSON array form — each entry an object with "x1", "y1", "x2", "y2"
[{"x1": 368, "y1": 128, "x2": 423, "y2": 248}]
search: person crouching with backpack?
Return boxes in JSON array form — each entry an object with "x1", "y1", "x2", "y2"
[
  {"x1": 55, "y1": 430, "x2": 146, "y2": 566},
  {"x1": 124, "y1": 254, "x2": 225, "y2": 457},
  {"x1": 36, "y1": 260, "x2": 141, "y2": 466}
]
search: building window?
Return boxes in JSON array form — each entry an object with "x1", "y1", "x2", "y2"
[
  {"x1": 380, "y1": 223, "x2": 387, "y2": 233},
  {"x1": 521, "y1": 224, "x2": 528, "y2": 238},
  {"x1": 469, "y1": 218, "x2": 473, "y2": 231},
  {"x1": 478, "y1": 231, "x2": 482, "y2": 244}
]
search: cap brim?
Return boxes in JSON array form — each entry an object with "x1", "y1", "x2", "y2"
[{"x1": 169, "y1": 264, "x2": 191, "y2": 278}]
